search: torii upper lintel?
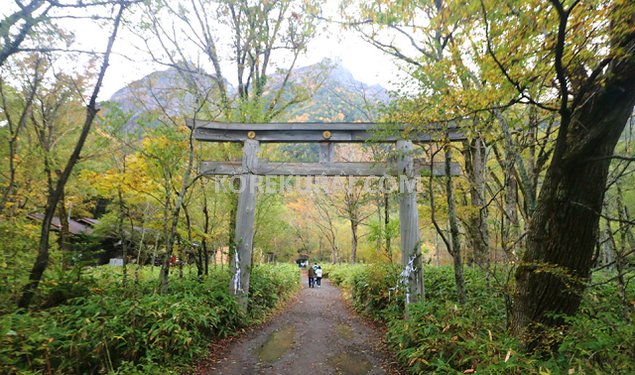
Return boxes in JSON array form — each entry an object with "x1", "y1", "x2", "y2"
[{"x1": 187, "y1": 119, "x2": 466, "y2": 143}]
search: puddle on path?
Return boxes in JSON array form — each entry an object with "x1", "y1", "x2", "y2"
[
  {"x1": 257, "y1": 325, "x2": 296, "y2": 363},
  {"x1": 336, "y1": 324, "x2": 354, "y2": 340},
  {"x1": 328, "y1": 352, "x2": 373, "y2": 375}
]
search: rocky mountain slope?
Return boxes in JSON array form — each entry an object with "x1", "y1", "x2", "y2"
[{"x1": 106, "y1": 60, "x2": 389, "y2": 132}]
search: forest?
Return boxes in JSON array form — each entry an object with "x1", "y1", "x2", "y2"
[{"x1": 0, "y1": 0, "x2": 634, "y2": 374}]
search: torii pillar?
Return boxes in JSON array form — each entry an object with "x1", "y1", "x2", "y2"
[
  {"x1": 229, "y1": 139, "x2": 259, "y2": 310},
  {"x1": 397, "y1": 140, "x2": 424, "y2": 304}
]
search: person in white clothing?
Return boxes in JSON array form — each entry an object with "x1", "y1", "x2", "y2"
[{"x1": 315, "y1": 266, "x2": 323, "y2": 287}]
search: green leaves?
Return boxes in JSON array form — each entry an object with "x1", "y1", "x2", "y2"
[
  {"x1": 0, "y1": 264, "x2": 300, "y2": 374},
  {"x1": 333, "y1": 264, "x2": 635, "y2": 374}
]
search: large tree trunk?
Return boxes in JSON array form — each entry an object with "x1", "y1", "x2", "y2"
[
  {"x1": 511, "y1": 25, "x2": 635, "y2": 348},
  {"x1": 463, "y1": 138, "x2": 489, "y2": 270},
  {"x1": 503, "y1": 173, "x2": 519, "y2": 257}
]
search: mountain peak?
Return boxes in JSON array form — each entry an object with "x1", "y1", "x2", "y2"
[{"x1": 106, "y1": 60, "x2": 388, "y2": 130}]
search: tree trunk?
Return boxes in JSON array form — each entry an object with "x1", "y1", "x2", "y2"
[
  {"x1": 350, "y1": 220, "x2": 358, "y2": 263},
  {"x1": 17, "y1": 6, "x2": 124, "y2": 309},
  {"x1": 512, "y1": 27, "x2": 635, "y2": 348},
  {"x1": 383, "y1": 178, "x2": 392, "y2": 262},
  {"x1": 202, "y1": 187, "x2": 210, "y2": 276},
  {"x1": 228, "y1": 191, "x2": 238, "y2": 252},
  {"x1": 503, "y1": 175, "x2": 519, "y2": 258},
  {"x1": 56, "y1": 186, "x2": 70, "y2": 269},
  {"x1": 158, "y1": 186, "x2": 172, "y2": 290},
  {"x1": 331, "y1": 243, "x2": 338, "y2": 264},
  {"x1": 613, "y1": 185, "x2": 633, "y2": 316},
  {"x1": 496, "y1": 111, "x2": 536, "y2": 217},
  {"x1": 134, "y1": 212, "x2": 146, "y2": 285},
  {"x1": 375, "y1": 196, "x2": 382, "y2": 253},
  {"x1": 117, "y1": 187, "x2": 128, "y2": 287},
  {"x1": 0, "y1": 70, "x2": 38, "y2": 214},
  {"x1": 159, "y1": 122, "x2": 198, "y2": 292},
  {"x1": 445, "y1": 145, "x2": 466, "y2": 304},
  {"x1": 463, "y1": 138, "x2": 489, "y2": 270}
]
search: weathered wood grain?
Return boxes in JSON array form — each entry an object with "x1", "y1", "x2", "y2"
[
  {"x1": 397, "y1": 140, "x2": 424, "y2": 305},
  {"x1": 319, "y1": 143, "x2": 334, "y2": 163},
  {"x1": 230, "y1": 140, "x2": 259, "y2": 310},
  {"x1": 200, "y1": 160, "x2": 460, "y2": 177},
  {"x1": 188, "y1": 119, "x2": 466, "y2": 143}
]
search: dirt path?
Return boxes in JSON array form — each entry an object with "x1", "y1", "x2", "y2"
[{"x1": 202, "y1": 271, "x2": 401, "y2": 375}]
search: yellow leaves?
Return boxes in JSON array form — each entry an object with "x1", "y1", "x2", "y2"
[
  {"x1": 142, "y1": 135, "x2": 171, "y2": 149},
  {"x1": 81, "y1": 153, "x2": 158, "y2": 201},
  {"x1": 287, "y1": 197, "x2": 309, "y2": 213},
  {"x1": 142, "y1": 134, "x2": 186, "y2": 152}
]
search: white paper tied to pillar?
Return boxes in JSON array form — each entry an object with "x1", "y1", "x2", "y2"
[
  {"x1": 388, "y1": 254, "x2": 417, "y2": 304},
  {"x1": 232, "y1": 252, "x2": 243, "y2": 294}
]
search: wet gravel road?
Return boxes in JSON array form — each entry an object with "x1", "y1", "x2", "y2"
[{"x1": 201, "y1": 271, "x2": 402, "y2": 375}]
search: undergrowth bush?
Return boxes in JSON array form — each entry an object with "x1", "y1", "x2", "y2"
[
  {"x1": 0, "y1": 263, "x2": 299, "y2": 374},
  {"x1": 248, "y1": 263, "x2": 301, "y2": 320},
  {"x1": 327, "y1": 263, "x2": 404, "y2": 321},
  {"x1": 324, "y1": 263, "x2": 365, "y2": 287},
  {"x1": 330, "y1": 264, "x2": 634, "y2": 374}
]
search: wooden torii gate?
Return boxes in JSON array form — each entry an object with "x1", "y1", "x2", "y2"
[{"x1": 189, "y1": 120, "x2": 465, "y2": 309}]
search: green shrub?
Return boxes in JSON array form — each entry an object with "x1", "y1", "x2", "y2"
[
  {"x1": 332, "y1": 264, "x2": 634, "y2": 374},
  {"x1": 0, "y1": 220, "x2": 40, "y2": 314},
  {"x1": 386, "y1": 294, "x2": 529, "y2": 374},
  {"x1": 0, "y1": 263, "x2": 300, "y2": 374},
  {"x1": 324, "y1": 263, "x2": 366, "y2": 287},
  {"x1": 0, "y1": 278, "x2": 241, "y2": 374},
  {"x1": 348, "y1": 264, "x2": 402, "y2": 321},
  {"x1": 248, "y1": 263, "x2": 300, "y2": 320},
  {"x1": 550, "y1": 279, "x2": 635, "y2": 374}
]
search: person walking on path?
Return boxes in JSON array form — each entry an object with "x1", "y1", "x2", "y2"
[
  {"x1": 308, "y1": 265, "x2": 316, "y2": 288},
  {"x1": 315, "y1": 266, "x2": 323, "y2": 287}
]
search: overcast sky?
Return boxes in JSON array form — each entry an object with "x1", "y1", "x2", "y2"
[
  {"x1": 80, "y1": 5, "x2": 406, "y2": 100},
  {"x1": 1, "y1": 1, "x2": 407, "y2": 100}
]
